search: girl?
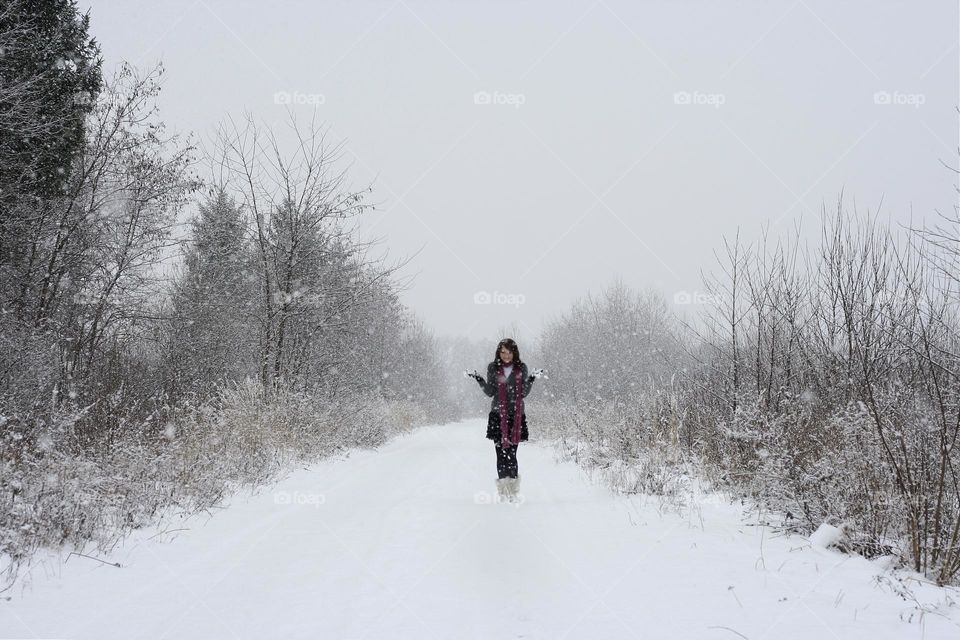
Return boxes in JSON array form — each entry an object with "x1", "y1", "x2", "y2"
[{"x1": 470, "y1": 338, "x2": 536, "y2": 502}]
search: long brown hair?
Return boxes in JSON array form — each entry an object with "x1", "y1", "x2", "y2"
[{"x1": 493, "y1": 338, "x2": 522, "y2": 367}]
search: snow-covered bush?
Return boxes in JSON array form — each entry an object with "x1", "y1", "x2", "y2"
[
  {"x1": 697, "y1": 392, "x2": 903, "y2": 559},
  {"x1": 0, "y1": 380, "x2": 432, "y2": 591},
  {"x1": 533, "y1": 208, "x2": 960, "y2": 585},
  {"x1": 676, "y1": 206, "x2": 960, "y2": 585},
  {"x1": 528, "y1": 396, "x2": 693, "y2": 506}
]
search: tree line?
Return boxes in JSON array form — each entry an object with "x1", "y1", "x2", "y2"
[
  {"x1": 533, "y1": 195, "x2": 960, "y2": 586},
  {"x1": 0, "y1": 0, "x2": 455, "y2": 588}
]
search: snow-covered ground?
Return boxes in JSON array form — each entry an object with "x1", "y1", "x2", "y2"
[{"x1": 2, "y1": 419, "x2": 958, "y2": 639}]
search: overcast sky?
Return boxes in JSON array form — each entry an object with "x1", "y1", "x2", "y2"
[{"x1": 80, "y1": 0, "x2": 959, "y2": 344}]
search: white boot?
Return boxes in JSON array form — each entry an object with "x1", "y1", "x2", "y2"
[
  {"x1": 507, "y1": 475, "x2": 521, "y2": 502},
  {"x1": 496, "y1": 478, "x2": 510, "y2": 503}
]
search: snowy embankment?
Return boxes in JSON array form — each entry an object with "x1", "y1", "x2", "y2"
[{"x1": 1, "y1": 419, "x2": 958, "y2": 639}]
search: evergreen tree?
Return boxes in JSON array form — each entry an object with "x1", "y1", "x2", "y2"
[
  {"x1": 0, "y1": 0, "x2": 102, "y2": 201},
  {"x1": 168, "y1": 188, "x2": 255, "y2": 393}
]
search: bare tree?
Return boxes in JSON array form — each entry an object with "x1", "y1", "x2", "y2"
[{"x1": 207, "y1": 110, "x2": 411, "y2": 392}]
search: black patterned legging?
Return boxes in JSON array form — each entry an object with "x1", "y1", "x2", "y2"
[{"x1": 494, "y1": 442, "x2": 519, "y2": 479}]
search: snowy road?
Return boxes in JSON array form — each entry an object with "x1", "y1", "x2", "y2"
[{"x1": 1, "y1": 418, "x2": 958, "y2": 639}]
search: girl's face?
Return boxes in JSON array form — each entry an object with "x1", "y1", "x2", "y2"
[{"x1": 499, "y1": 346, "x2": 513, "y2": 363}]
